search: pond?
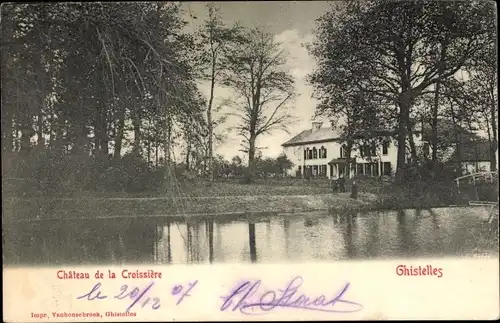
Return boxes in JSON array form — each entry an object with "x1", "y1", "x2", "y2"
[{"x1": 3, "y1": 206, "x2": 498, "y2": 266}]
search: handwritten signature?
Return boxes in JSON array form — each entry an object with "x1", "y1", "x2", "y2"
[{"x1": 220, "y1": 276, "x2": 363, "y2": 315}]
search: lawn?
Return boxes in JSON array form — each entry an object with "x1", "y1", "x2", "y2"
[{"x1": 2, "y1": 177, "x2": 462, "y2": 221}]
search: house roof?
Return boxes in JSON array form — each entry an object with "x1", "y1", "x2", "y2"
[
  {"x1": 282, "y1": 126, "x2": 397, "y2": 147},
  {"x1": 448, "y1": 140, "x2": 492, "y2": 162},
  {"x1": 282, "y1": 127, "x2": 342, "y2": 147}
]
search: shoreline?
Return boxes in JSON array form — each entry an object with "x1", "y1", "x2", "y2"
[{"x1": 2, "y1": 193, "x2": 468, "y2": 224}]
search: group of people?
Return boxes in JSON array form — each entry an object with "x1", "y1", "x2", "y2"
[
  {"x1": 330, "y1": 176, "x2": 358, "y2": 199},
  {"x1": 331, "y1": 176, "x2": 346, "y2": 193}
]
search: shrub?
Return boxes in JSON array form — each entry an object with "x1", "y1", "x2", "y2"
[{"x1": 98, "y1": 166, "x2": 129, "y2": 192}]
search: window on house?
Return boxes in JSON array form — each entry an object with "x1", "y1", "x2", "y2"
[
  {"x1": 308, "y1": 149, "x2": 313, "y2": 160},
  {"x1": 320, "y1": 146, "x2": 327, "y2": 159},
  {"x1": 383, "y1": 162, "x2": 392, "y2": 176},
  {"x1": 312, "y1": 147, "x2": 317, "y2": 159},
  {"x1": 382, "y1": 140, "x2": 389, "y2": 155},
  {"x1": 360, "y1": 143, "x2": 376, "y2": 157},
  {"x1": 373, "y1": 162, "x2": 380, "y2": 176},
  {"x1": 357, "y1": 164, "x2": 364, "y2": 175},
  {"x1": 304, "y1": 149, "x2": 307, "y2": 160},
  {"x1": 340, "y1": 145, "x2": 346, "y2": 158}
]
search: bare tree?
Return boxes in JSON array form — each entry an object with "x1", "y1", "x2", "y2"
[
  {"x1": 196, "y1": 4, "x2": 243, "y2": 181},
  {"x1": 223, "y1": 28, "x2": 295, "y2": 182}
]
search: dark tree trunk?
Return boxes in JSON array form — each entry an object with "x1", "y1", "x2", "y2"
[
  {"x1": 132, "y1": 106, "x2": 141, "y2": 156},
  {"x1": 207, "y1": 55, "x2": 217, "y2": 181},
  {"x1": 2, "y1": 105, "x2": 13, "y2": 153},
  {"x1": 36, "y1": 108, "x2": 45, "y2": 148},
  {"x1": 450, "y1": 104, "x2": 462, "y2": 176},
  {"x1": 431, "y1": 80, "x2": 441, "y2": 171},
  {"x1": 246, "y1": 134, "x2": 257, "y2": 183},
  {"x1": 100, "y1": 111, "x2": 109, "y2": 158},
  {"x1": 155, "y1": 143, "x2": 159, "y2": 168},
  {"x1": 185, "y1": 143, "x2": 191, "y2": 170},
  {"x1": 93, "y1": 117, "x2": 101, "y2": 155},
  {"x1": 165, "y1": 114, "x2": 172, "y2": 164},
  {"x1": 345, "y1": 140, "x2": 353, "y2": 179},
  {"x1": 114, "y1": 105, "x2": 126, "y2": 160},
  {"x1": 407, "y1": 124, "x2": 418, "y2": 166},
  {"x1": 396, "y1": 106, "x2": 408, "y2": 182},
  {"x1": 53, "y1": 114, "x2": 65, "y2": 152},
  {"x1": 489, "y1": 86, "x2": 498, "y2": 172}
]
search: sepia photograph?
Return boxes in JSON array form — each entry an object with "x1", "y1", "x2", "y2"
[{"x1": 2, "y1": 0, "x2": 498, "y2": 270}]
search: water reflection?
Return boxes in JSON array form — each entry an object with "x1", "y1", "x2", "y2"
[{"x1": 3, "y1": 207, "x2": 498, "y2": 266}]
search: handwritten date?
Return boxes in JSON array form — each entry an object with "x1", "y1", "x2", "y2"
[{"x1": 76, "y1": 280, "x2": 198, "y2": 312}]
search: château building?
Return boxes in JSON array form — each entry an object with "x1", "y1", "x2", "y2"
[{"x1": 281, "y1": 120, "x2": 418, "y2": 179}]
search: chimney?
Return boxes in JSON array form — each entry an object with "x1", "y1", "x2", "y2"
[{"x1": 312, "y1": 121, "x2": 323, "y2": 132}]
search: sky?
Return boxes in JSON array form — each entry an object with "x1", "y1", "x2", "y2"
[{"x1": 180, "y1": 1, "x2": 333, "y2": 161}]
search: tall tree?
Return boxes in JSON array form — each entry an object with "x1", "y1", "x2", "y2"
[
  {"x1": 466, "y1": 37, "x2": 498, "y2": 172},
  {"x1": 223, "y1": 28, "x2": 295, "y2": 182},
  {"x1": 1, "y1": 3, "x2": 204, "y2": 193},
  {"x1": 309, "y1": 0, "x2": 495, "y2": 182},
  {"x1": 196, "y1": 4, "x2": 243, "y2": 180}
]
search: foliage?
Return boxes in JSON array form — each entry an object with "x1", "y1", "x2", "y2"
[
  {"x1": 193, "y1": 4, "x2": 244, "y2": 178},
  {"x1": 1, "y1": 2, "x2": 206, "y2": 194},
  {"x1": 309, "y1": 0, "x2": 496, "y2": 182}
]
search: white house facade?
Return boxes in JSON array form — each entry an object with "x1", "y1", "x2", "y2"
[
  {"x1": 282, "y1": 121, "x2": 416, "y2": 179},
  {"x1": 282, "y1": 119, "x2": 496, "y2": 179}
]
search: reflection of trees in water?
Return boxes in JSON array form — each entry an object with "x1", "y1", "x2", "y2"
[
  {"x1": 248, "y1": 222, "x2": 257, "y2": 262},
  {"x1": 206, "y1": 219, "x2": 214, "y2": 263},
  {"x1": 396, "y1": 210, "x2": 418, "y2": 257},
  {"x1": 364, "y1": 211, "x2": 380, "y2": 257},
  {"x1": 9, "y1": 219, "x2": 162, "y2": 265},
  {"x1": 427, "y1": 209, "x2": 443, "y2": 253},
  {"x1": 166, "y1": 222, "x2": 172, "y2": 263},
  {"x1": 339, "y1": 213, "x2": 356, "y2": 259},
  {"x1": 266, "y1": 221, "x2": 272, "y2": 247},
  {"x1": 283, "y1": 218, "x2": 290, "y2": 259},
  {"x1": 186, "y1": 223, "x2": 193, "y2": 263},
  {"x1": 153, "y1": 221, "x2": 173, "y2": 264},
  {"x1": 10, "y1": 223, "x2": 51, "y2": 265},
  {"x1": 118, "y1": 219, "x2": 157, "y2": 263},
  {"x1": 215, "y1": 222, "x2": 222, "y2": 261},
  {"x1": 186, "y1": 221, "x2": 206, "y2": 264},
  {"x1": 331, "y1": 211, "x2": 357, "y2": 259}
]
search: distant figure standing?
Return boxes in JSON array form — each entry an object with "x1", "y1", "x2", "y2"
[
  {"x1": 350, "y1": 180, "x2": 358, "y2": 199},
  {"x1": 331, "y1": 177, "x2": 339, "y2": 193},
  {"x1": 338, "y1": 175, "x2": 346, "y2": 193}
]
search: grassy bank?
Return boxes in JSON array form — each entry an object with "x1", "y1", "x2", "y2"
[
  {"x1": 3, "y1": 193, "x2": 379, "y2": 222},
  {"x1": 3, "y1": 177, "x2": 477, "y2": 222}
]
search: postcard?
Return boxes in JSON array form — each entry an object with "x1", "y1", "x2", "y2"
[{"x1": 2, "y1": 1, "x2": 499, "y2": 321}]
